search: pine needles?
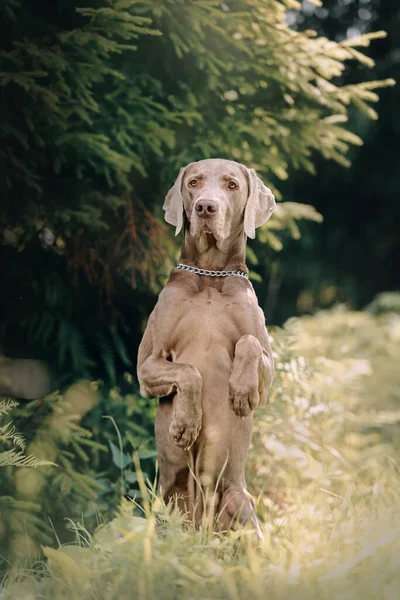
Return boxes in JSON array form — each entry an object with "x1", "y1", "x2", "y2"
[{"x1": 0, "y1": 0, "x2": 394, "y2": 292}]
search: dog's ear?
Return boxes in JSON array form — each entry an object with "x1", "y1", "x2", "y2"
[
  {"x1": 163, "y1": 165, "x2": 191, "y2": 236},
  {"x1": 243, "y1": 168, "x2": 276, "y2": 239}
]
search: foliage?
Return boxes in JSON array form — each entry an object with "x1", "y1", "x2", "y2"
[
  {"x1": 2, "y1": 299, "x2": 400, "y2": 597},
  {"x1": 0, "y1": 0, "x2": 394, "y2": 386},
  {"x1": 0, "y1": 379, "x2": 157, "y2": 565},
  {"x1": 0, "y1": 398, "x2": 54, "y2": 468},
  {"x1": 365, "y1": 291, "x2": 400, "y2": 316},
  {"x1": 0, "y1": 383, "x2": 101, "y2": 561},
  {"x1": 258, "y1": 0, "x2": 400, "y2": 323},
  {"x1": 0, "y1": 398, "x2": 56, "y2": 561},
  {"x1": 0, "y1": 253, "x2": 136, "y2": 387}
]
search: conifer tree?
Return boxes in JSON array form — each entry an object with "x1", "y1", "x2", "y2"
[{"x1": 1, "y1": 0, "x2": 393, "y2": 305}]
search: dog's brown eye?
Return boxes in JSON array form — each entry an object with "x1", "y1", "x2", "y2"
[
  {"x1": 228, "y1": 181, "x2": 238, "y2": 190},
  {"x1": 189, "y1": 179, "x2": 198, "y2": 187}
]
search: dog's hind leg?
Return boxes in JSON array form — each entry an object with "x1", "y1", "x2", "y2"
[
  {"x1": 216, "y1": 486, "x2": 263, "y2": 541},
  {"x1": 155, "y1": 398, "x2": 193, "y2": 518}
]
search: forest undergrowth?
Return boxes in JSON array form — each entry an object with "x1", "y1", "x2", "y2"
[{"x1": 2, "y1": 297, "x2": 400, "y2": 599}]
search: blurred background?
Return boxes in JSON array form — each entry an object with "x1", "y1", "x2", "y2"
[
  {"x1": 274, "y1": 0, "x2": 400, "y2": 322},
  {"x1": 0, "y1": 0, "x2": 399, "y2": 570}
]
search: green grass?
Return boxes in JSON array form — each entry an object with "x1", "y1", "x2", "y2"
[{"x1": 2, "y1": 304, "x2": 400, "y2": 599}]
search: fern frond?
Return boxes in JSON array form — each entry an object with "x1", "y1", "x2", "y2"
[
  {"x1": 0, "y1": 449, "x2": 55, "y2": 468},
  {"x1": 0, "y1": 398, "x2": 19, "y2": 416},
  {"x1": 0, "y1": 421, "x2": 26, "y2": 449}
]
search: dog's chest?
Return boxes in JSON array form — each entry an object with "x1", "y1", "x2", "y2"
[{"x1": 159, "y1": 285, "x2": 257, "y2": 353}]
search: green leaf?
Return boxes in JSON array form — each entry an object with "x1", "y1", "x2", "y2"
[{"x1": 108, "y1": 440, "x2": 132, "y2": 470}]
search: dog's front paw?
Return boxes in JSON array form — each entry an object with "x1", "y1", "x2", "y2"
[
  {"x1": 169, "y1": 411, "x2": 202, "y2": 450},
  {"x1": 229, "y1": 378, "x2": 259, "y2": 418}
]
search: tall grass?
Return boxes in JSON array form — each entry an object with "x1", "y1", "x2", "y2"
[{"x1": 2, "y1": 304, "x2": 400, "y2": 599}]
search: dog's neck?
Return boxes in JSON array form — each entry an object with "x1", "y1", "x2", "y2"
[{"x1": 179, "y1": 229, "x2": 248, "y2": 272}]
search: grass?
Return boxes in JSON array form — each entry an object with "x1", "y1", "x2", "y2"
[{"x1": 2, "y1": 303, "x2": 400, "y2": 599}]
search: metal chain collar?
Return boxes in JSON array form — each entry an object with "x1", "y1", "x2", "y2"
[{"x1": 176, "y1": 263, "x2": 249, "y2": 279}]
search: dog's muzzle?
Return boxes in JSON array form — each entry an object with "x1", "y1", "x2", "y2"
[{"x1": 194, "y1": 198, "x2": 219, "y2": 219}]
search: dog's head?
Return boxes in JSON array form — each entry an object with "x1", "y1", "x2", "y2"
[{"x1": 163, "y1": 159, "x2": 275, "y2": 250}]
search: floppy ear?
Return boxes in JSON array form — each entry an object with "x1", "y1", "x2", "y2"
[
  {"x1": 243, "y1": 168, "x2": 276, "y2": 239},
  {"x1": 163, "y1": 165, "x2": 190, "y2": 236}
]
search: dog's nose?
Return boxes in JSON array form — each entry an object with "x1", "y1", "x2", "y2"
[{"x1": 195, "y1": 199, "x2": 219, "y2": 218}]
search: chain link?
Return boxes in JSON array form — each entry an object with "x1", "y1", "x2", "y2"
[{"x1": 176, "y1": 263, "x2": 249, "y2": 279}]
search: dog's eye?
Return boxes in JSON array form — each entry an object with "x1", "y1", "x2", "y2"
[
  {"x1": 189, "y1": 179, "x2": 198, "y2": 187},
  {"x1": 228, "y1": 181, "x2": 238, "y2": 190}
]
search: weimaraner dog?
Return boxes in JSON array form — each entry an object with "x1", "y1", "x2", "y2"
[{"x1": 137, "y1": 158, "x2": 275, "y2": 536}]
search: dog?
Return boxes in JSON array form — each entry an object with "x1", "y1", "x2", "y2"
[{"x1": 137, "y1": 158, "x2": 275, "y2": 536}]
